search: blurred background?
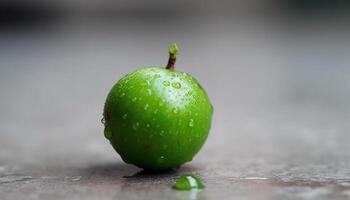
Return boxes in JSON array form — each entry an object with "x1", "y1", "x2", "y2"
[{"x1": 1, "y1": 1, "x2": 350, "y2": 198}]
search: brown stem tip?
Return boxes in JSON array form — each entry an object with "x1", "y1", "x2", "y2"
[{"x1": 166, "y1": 43, "x2": 179, "y2": 71}]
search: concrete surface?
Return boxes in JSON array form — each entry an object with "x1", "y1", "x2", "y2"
[{"x1": 1, "y1": 11, "x2": 350, "y2": 200}]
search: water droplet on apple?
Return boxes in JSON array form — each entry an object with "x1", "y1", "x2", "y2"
[
  {"x1": 104, "y1": 126, "x2": 112, "y2": 139},
  {"x1": 144, "y1": 104, "x2": 149, "y2": 110},
  {"x1": 147, "y1": 89, "x2": 152, "y2": 96},
  {"x1": 133, "y1": 122, "x2": 140, "y2": 130},
  {"x1": 122, "y1": 113, "x2": 128, "y2": 120},
  {"x1": 119, "y1": 93, "x2": 126, "y2": 98},
  {"x1": 160, "y1": 130, "x2": 165, "y2": 136},
  {"x1": 172, "y1": 82, "x2": 181, "y2": 89},
  {"x1": 163, "y1": 81, "x2": 170, "y2": 87},
  {"x1": 157, "y1": 156, "x2": 165, "y2": 163},
  {"x1": 189, "y1": 119, "x2": 194, "y2": 127}
]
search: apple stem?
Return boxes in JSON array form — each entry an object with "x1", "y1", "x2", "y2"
[{"x1": 166, "y1": 43, "x2": 179, "y2": 71}]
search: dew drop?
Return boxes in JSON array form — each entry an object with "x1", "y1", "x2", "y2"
[
  {"x1": 172, "y1": 82, "x2": 181, "y2": 89},
  {"x1": 189, "y1": 119, "x2": 194, "y2": 127},
  {"x1": 104, "y1": 126, "x2": 113, "y2": 140},
  {"x1": 144, "y1": 104, "x2": 149, "y2": 110},
  {"x1": 163, "y1": 81, "x2": 170, "y2": 87}
]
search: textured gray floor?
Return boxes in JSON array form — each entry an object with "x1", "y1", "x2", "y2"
[{"x1": 1, "y1": 11, "x2": 350, "y2": 199}]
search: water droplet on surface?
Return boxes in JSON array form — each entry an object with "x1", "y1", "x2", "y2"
[
  {"x1": 172, "y1": 82, "x2": 181, "y2": 89},
  {"x1": 160, "y1": 130, "x2": 165, "y2": 136},
  {"x1": 242, "y1": 177, "x2": 268, "y2": 180},
  {"x1": 173, "y1": 175, "x2": 205, "y2": 190},
  {"x1": 189, "y1": 119, "x2": 194, "y2": 127},
  {"x1": 163, "y1": 81, "x2": 170, "y2": 87},
  {"x1": 122, "y1": 113, "x2": 128, "y2": 120},
  {"x1": 144, "y1": 104, "x2": 149, "y2": 110},
  {"x1": 147, "y1": 89, "x2": 152, "y2": 96},
  {"x1": 172, "y1": 108, "x2": 178, "y2": 114},
  {"x1": 133, "y1": 122, "x2": 140, "y2": 130},
  {"x1": 104, "y1": 126, "x2": 113, "y2": 140},
  {"x1": 71, "y1": 176, "x2": 82, "y2": 181},
  {"x1": 157, "y1": 156, "x2": 165, "y2": 163}
]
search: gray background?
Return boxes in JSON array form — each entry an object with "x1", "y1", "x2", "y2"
[{"x1": 1, "y1": 1, "x2": 350, "y2": 199}]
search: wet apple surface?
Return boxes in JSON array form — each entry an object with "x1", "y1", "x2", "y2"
[{"x1": 102, "y1": 45, "x2": 213, "y2": 171}]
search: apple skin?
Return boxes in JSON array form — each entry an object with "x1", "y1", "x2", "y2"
[{"x1": 103, "y1": 67, "x2": 213, "y2": 171}]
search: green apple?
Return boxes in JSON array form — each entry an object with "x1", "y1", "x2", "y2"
[{"x1": 103, "y1": 44, "x2": 213, "y2": 171}]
